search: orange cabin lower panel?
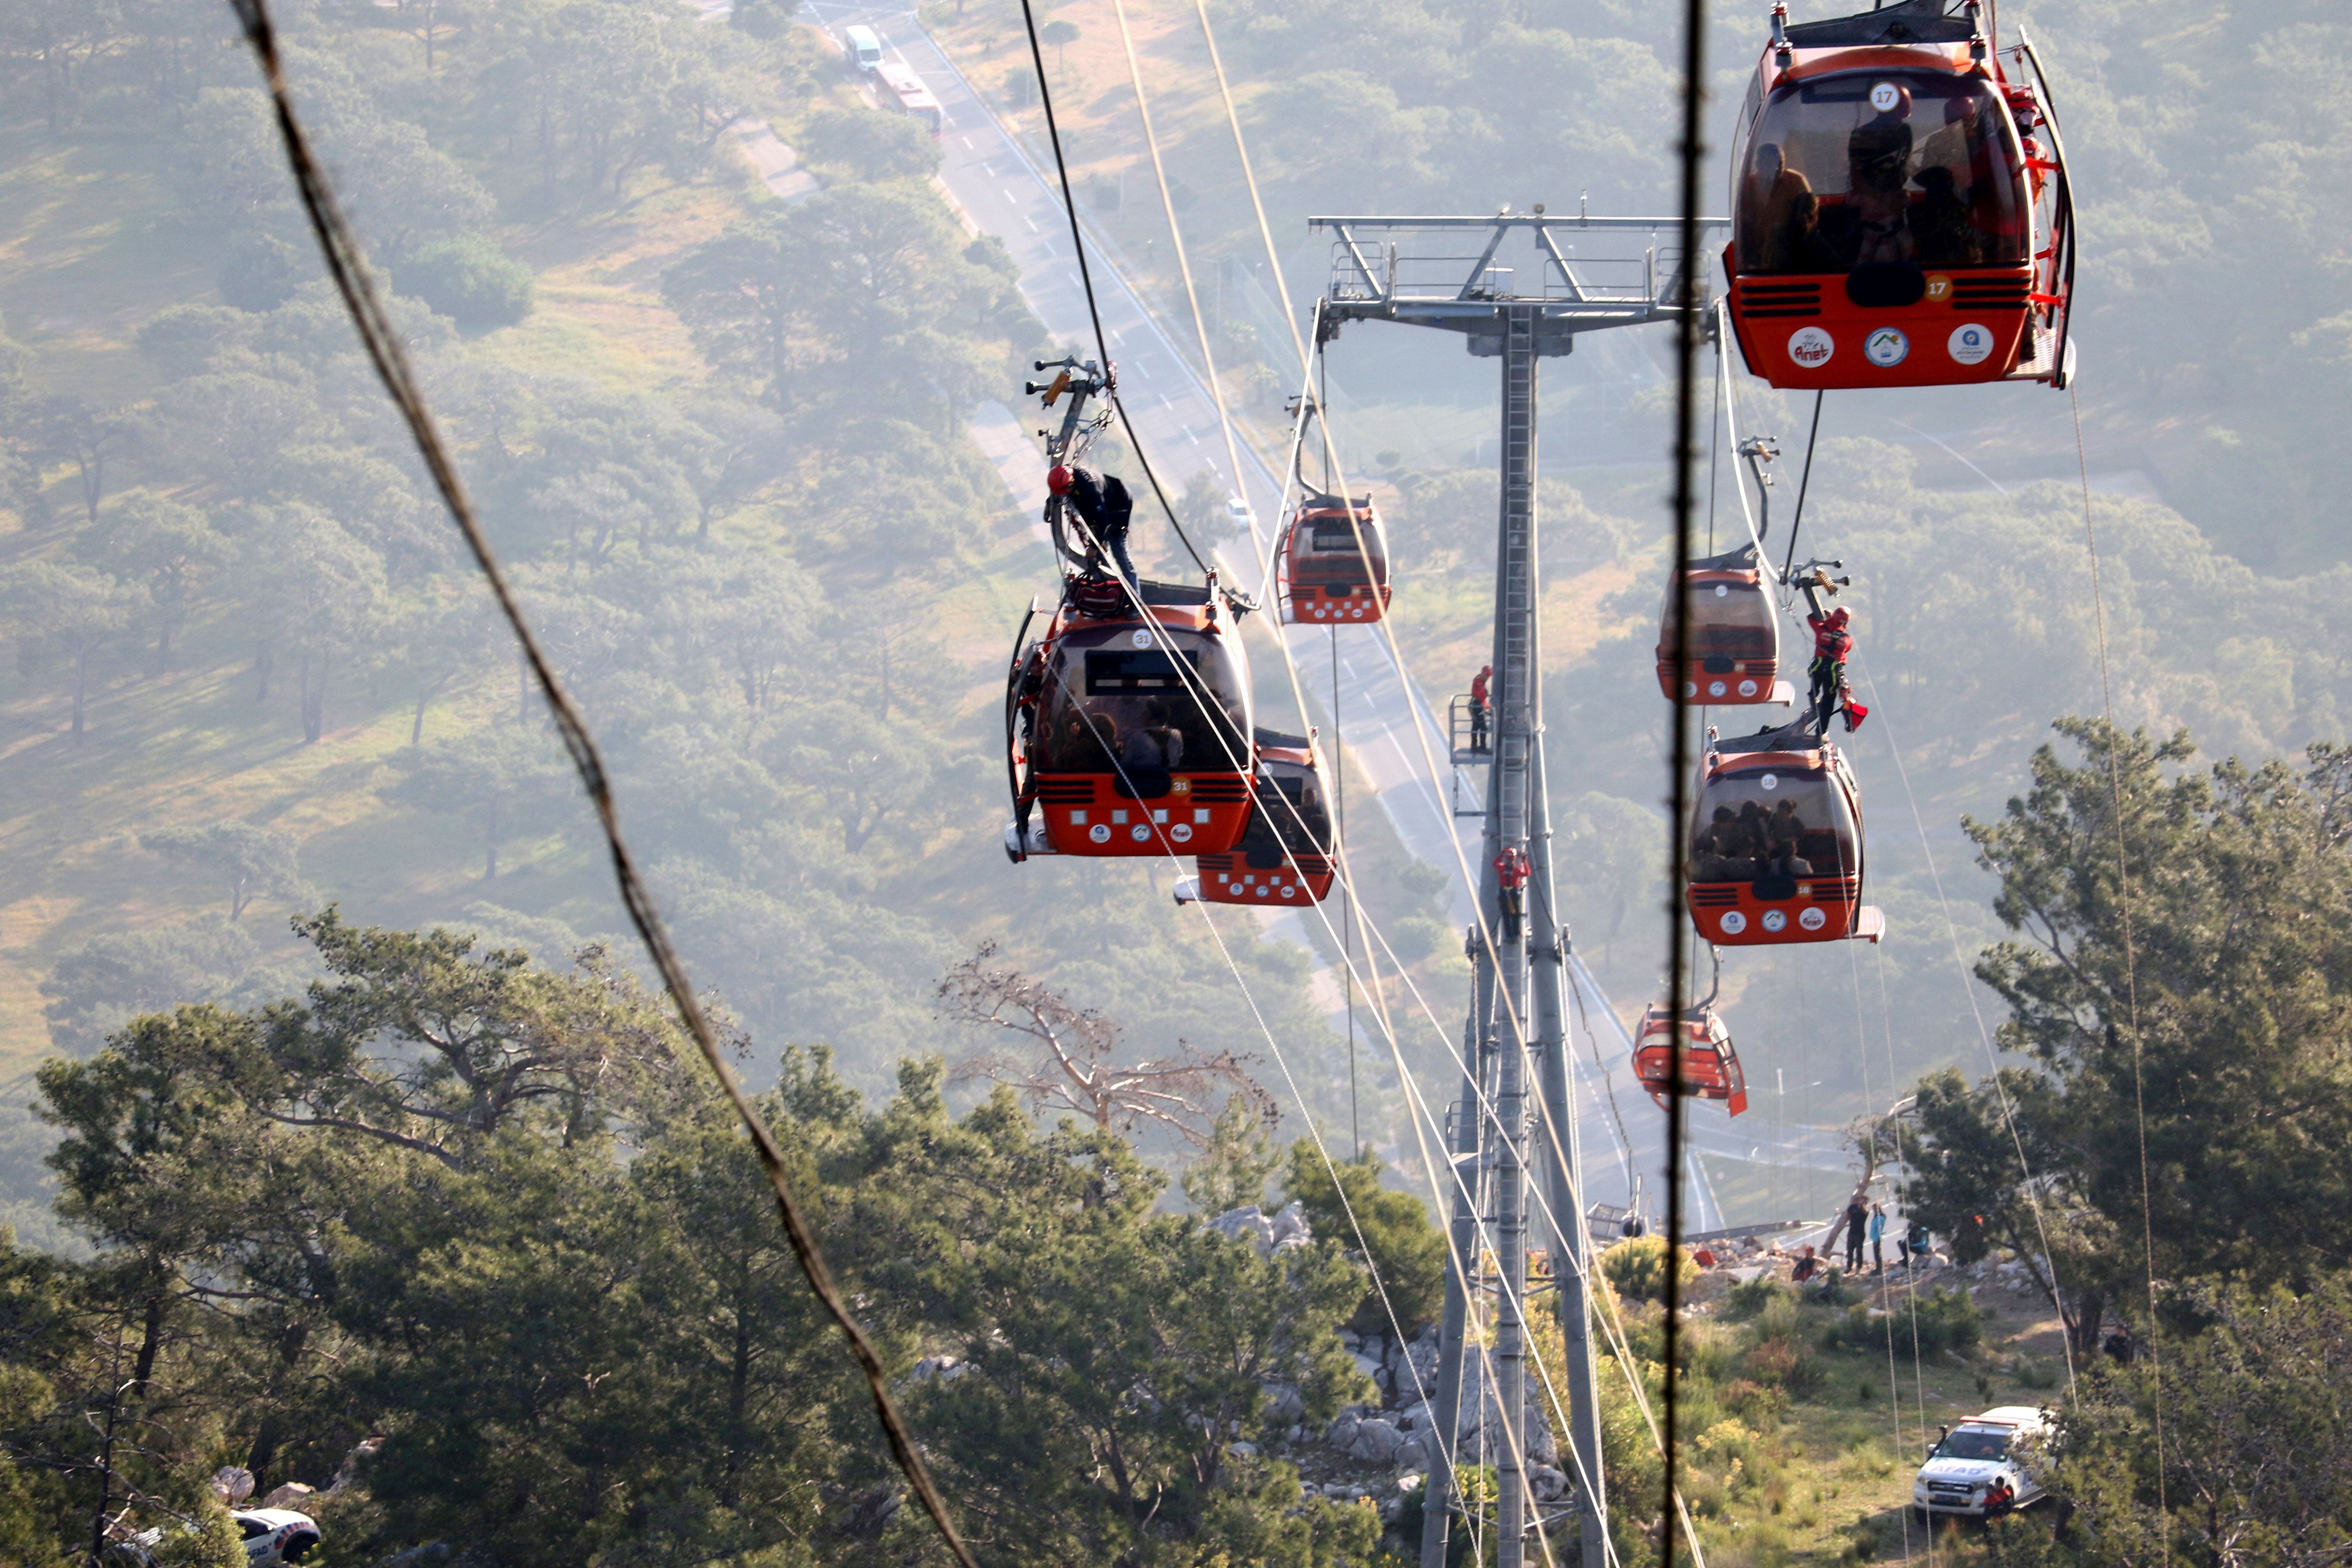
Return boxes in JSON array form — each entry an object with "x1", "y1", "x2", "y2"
[
  {"x1": 1727, "y1": 264, "x2": 2034, "y2": 391},
  {"x1": 1288, "y1": 582, "x2": 1392, "y2": 625},
  {"x1": 1032, "y1": 772, "x2": 1253, "y2": 857},
  {"x1": 1190, "y1": 852, "x2": 1335, "y2": 905},
  {"x1": 1657, "y1": 660, "x2": 1784, "y2": 704},
  {"x1": 1632, "y1": 1046, "x2": 1749, "y2": 1117},
  {"x1": 1688, "y1": 876, "x2": 1860, "y2": 945}
]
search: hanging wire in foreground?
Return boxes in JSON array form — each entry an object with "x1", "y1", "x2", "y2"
[
  {"x1": 221, "y1": 5, "x2": 978, "y2": 1562},
  {"x1": 1014, "y1": 0, "x2": 1214, "y2": 580},
  {"x1": 1662, "y1": 0, "x2": 1710, "y2": 1561}
]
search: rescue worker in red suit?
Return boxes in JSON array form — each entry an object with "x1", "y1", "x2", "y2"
[
  {"x1": 1806, "y1": 605, "x2": 1868, "y2": 736},
  {"x1": 1048, "y1": 463, "x2": 1137, "y2": 588},
  {"x1": 1494, "y1": 844, "x2": 1530, "y2": 941},
  {"x1": 1468, "y1": 665, "x2": 1492, "y2": 752}
]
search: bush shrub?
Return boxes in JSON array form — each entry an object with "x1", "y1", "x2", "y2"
[
  {"x1": 1723, "y1": 1275, "x2": 1795, "y2": 1322},
  {"x1": 1743, "y1": 1333, "x2": 1825, "y2": 1399},
  {"x1": 1281, "y1": 1143, "x2": 1444, "y2": 1331},
  {"x1": 396, "y1": 235, "x2": 533, "y2": 329},
  {"x1": 1600, "y1": 1235, "x2": 1699, "y2": 1304},
  {"x1": 1824, "y1": 1289, "x2": 1982, "y2": 1357}
]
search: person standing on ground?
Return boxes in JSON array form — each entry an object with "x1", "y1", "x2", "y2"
[
  {"x1": 1843, "y1": 1193, "x2": 1868, "y2": 1274},
  {"x1": 1868, "y1": 1201, "x2": 1887, "y2": 1275}
]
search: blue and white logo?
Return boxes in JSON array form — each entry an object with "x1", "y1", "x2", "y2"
[
  {"x1": 1865, "y1": 327, "x2": 1910, "y2": 367},
  {"x1": 1948, "y1": 322, "x2": 1995, "y2": 365}
]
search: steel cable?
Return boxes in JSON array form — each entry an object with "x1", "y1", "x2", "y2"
[{"x1": 223, "y1": 3, "x2": 980, "y2": 1560}]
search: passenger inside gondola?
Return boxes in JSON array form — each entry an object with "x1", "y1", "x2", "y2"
[
  {"x1": 1846, "y1": 85, "x2": 1916, "y2": 264},
  {"x1": 1692, "y1": 767, "x2": 1853, "y2": 885},
  {"x1": 1036, "y1": 643, "x2": 1247, "y2": 782},
  {"x1": 1738, "y1": 74, "x2": 2027, "y2": 276}
]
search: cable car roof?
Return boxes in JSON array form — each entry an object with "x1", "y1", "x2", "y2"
[
  {"x1": 1253, "y1": 726, "x2": 1314, "y2": 754},
  {"x1": 1687, "y1": 541, "x2": 1764, "y2": 576},
  {"x1": 1297, "y1": 488, "x2": 1374, "y2": 513},
  {"x1": 1784, "y1": 0, "x2": 1982, "y2": 50},
  {"x1": 1715, "y1": 716, "x2": 1824, "y2": 757}
]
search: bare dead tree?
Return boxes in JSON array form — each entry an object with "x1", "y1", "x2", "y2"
[{"x1": 935, "y1": 943, "x2": 1274, "y2": 1148}]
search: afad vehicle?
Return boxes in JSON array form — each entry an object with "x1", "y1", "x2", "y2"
[{"x1": 1913, "y1": 1406, "x2": 2052, "y2": 1521}]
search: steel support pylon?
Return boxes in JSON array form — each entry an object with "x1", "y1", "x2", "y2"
[{"x1": 1307, "y1": 208, "x2": 1722, "y2": 1568}]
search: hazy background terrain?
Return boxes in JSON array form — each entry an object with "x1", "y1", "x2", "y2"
[{"x1": 3, "y1": 0, "x2": 2347, "y2": 1240}]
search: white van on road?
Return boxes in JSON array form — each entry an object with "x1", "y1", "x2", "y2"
[
  {"x1": 843, "y1": 24, "x2": 882, "y2": 71},
  {"x1": 1912, "y1": 1406, "x2": 2052, "y2": 1522}
]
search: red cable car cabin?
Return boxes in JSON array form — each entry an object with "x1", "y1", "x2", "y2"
[
  {"x1": 1724, "y1": 0, "x2": 2074, "y2": 391},
  {"x1": 1687, "y1": 719, "x2": 1883, "y2": 945},
  {"x1": 1632, "y1": 1004, "x2": 1749, "y2": 1117},
  {"x1": 1656, "y1": 543, "x2": 1794, "y2": 706},
  {"x1": 1279, "y1": 490, "x2": 1392, "y2": 625},
  {"x1": 1175, "y1": 729, "x2": 1336, "y2": 906},
  {"x1": 1006, "y1": 580, "x2": 1255, "y2": 860}
]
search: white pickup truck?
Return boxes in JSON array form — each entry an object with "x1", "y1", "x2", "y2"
[{"x1": 1912, "y1": 1405, "x2": 2052, "y2": 1522}]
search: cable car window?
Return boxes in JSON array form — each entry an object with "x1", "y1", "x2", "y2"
[
  {"x1": 1690, "y1": 766, "x2": 1854, "y2": 882},
  {"x1": 1244, "y1": 774, "x2": 1332, "y2": 856},
  {"x1": 1308, "y1": 520, "x2": 1378, "y2": 554},
  {"x1": 1086, "y1": 648, "x2": 1195, "y2": 694},
  {"x1": 1662, "y1": 579, "x2": 1776, "y2": 662},
  {"x1": 1038, "y1": 635, "x2": 1249, "y2": 777},
  {"x1": 1738, "y1": 71, "x2": 2025, "y2": 273}
]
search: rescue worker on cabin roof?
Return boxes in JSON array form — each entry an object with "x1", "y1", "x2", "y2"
[
  {"x1": 1494, "y1": 844, "x2": 1530, "y2": 941},
  {"x1": 1049, "y1": 463, "x2": 1138, "y2": 589}
]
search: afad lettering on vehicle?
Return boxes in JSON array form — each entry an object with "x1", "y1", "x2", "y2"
[{"x1": 1788, "y1": 326, "x2": 1834, "y2": 369}]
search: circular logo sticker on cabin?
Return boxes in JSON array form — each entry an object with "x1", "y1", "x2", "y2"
[
  {"x1": 1870, "y1": 80, "x2": 1903, "y2": 113},
  {"x1": 1130, "y1": 629, "x2": 1152, "y2": 648},
  {"x1": 1280, "y1": 885, "x2": 1298, "y2": 898},
  {"x1": 1129, "y1": 824, "x2": 1152, "y2": 842},
  {"x1": 1924, "y1": 273, "x2": 1954, "y2": 303},
  {"x1": 1788, "y1": 326, "x2": 1835, "y2": 368},
  {"x1": 1713, "y1": 584, "x2": 1730, "y2": 597},
  {"x1": 1800, "y1": 906, "x2": 1827, "y2": 931},
  {"x1": 1089, "y1": 823, "x2": 1112, "y2": 843},
  {"x1": 1170, "y1": 823, "x2": 1192, "y2": 843},
  {"x1": 1760, "y1": 772, "x2": 1779, "y2": 791},
  {"x1": 1719, "y1": 910, "x2": 1748, "y2": 935},
  {"x1": 1948, "y1": 322, "x2": 1995, "y2": 365},
  {"x1": 1865, "y1": 327, "x2": 1910, "y2": 367},
  {"x1": 1738, "y1": 678, "x2": 1759, "y2": 697},
  {"x1": 1709, "y1": 680, "x2": 1728, "y2": 698},
  {"x1": 1761, "y1": 909, "x2": 1789, "y2": 933}
]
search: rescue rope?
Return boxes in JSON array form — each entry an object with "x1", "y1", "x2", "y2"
[
  {"x1": 1076, "y1": 14, "x2": 1709, "y2": 1546},
  {"x1": 1014, "y1": 0, "x2": 1215, "y2": 579},
  {"x1": 1189, "y1": 0, "x2": 1308, "y2": 379},
  {"x1": 224, "y1": 6, "x2": 980, "y2": 1561},
  {"x1": 1847, "y1": 937, "x2": 1915, "y2": 1568},
  {"x1": 1107, "y1": 0, "x2": 1254, "y2": 580},
  {"x1": 1852, "y1": 656, "x2": 2081, "y2": 1401},
  {"x1": 2069, "y1": 386, "x2": 2167, "y2": 1539},
  {"x1": 1871, "y1": 945, "x2": 1938, "y2": 1568}
]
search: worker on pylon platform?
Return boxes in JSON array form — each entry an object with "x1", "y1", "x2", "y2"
[
  {"x1": 1048, "y1": 463, "x2": 1137, "y2": 588},
  {"x1": 1468, "y1": 664, "x2": 1492, "y2": 752},
  {"x1": 1494, "y1": 844, "x2": 1529, "y2": 941}
]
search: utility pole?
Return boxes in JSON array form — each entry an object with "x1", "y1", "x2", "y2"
[{"x1": 1309, "y1": 207, "x2": 1722, "y2": 1568}]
